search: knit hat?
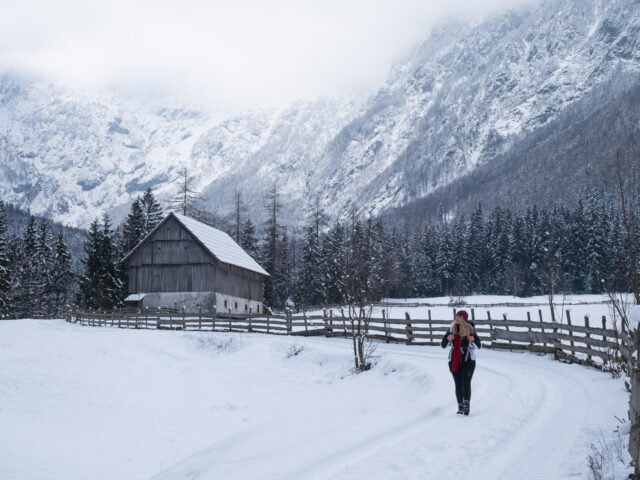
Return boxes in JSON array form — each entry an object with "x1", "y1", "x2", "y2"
[{"x1": 456, "y1": 310, "x2": 469, "y2": 321}]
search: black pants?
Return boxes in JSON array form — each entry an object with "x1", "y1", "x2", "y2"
[{"x1": 449, "y1": 360, "x2": 476, "y2": 403}]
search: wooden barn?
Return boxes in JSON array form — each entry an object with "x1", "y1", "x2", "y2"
[{"x1": 122, "y1": 211, "x2": 268, "y2": 313}]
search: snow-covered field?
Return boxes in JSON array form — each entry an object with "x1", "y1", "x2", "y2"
[
  {"x1": 0, "y1": 314, "x2": 631, "y2": 480},
  {"x1": 365, "y1": 294, "x2": 630, "y2": 329}
]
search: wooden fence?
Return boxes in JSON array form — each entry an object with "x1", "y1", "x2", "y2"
[{"x1": 66, "y1": 307, "x2": 627, "y2": 372}]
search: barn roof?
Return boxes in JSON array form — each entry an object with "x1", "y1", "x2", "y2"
[{"x1": 122, "y1": 211, "x2": 269, "y2": 277}]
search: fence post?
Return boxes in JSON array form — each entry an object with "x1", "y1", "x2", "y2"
[
  {"x1": 323, "y1": 309, "x2": 329, "y2": 337},
  {"x1": 405, "y1": 312, "x2": 413, "y2": 345},
  {"x1": 552, "y1": 312, "x2": 559, "y2": 360},
  {"x1": 628, "y1": 317, "x2": 640, "y2": 478},
  {"x1": 584, "y1": 316, "x2": 592, "y2": 363},
  {"x1": 228, "y1": 309, "x2": 232, "y2": 331},
  {"x1": 198, "y1": 305, "x2": 202, "y2": 331},
  {"x1": 303, "y1": 309, "x2": 308, "y2": 334},
  {"x1": 382, "y1": 310, "x2": 389, "y2": 343},
  {"x1": 527, "y1": 311, "x2": 533, "y2": 348},
  {"x1": 566, "y1": 310, "x2": 575, "y2": 357},
  {"x1": 503, "y1": 313, "x2": 512, "y2": 349},
  {"x1": 487, "y1": 311, "x2": 493, "y2": 348},
  {"x1": 248, "y1": 308, "x2": 253, "y2": 333},
  {"x1": 266, "y1": 312, "x2": 270, "y2": 334},
  {"x1": 428, "y1": 309, "x2": 433, "y2": 345},
  {"x1": 539, "y1": 309, "x2": 546, "y2": 350}
]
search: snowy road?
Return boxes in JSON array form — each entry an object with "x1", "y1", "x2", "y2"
[{"x1": 0, "y1": 320, "x2": 628, "y2": 479}]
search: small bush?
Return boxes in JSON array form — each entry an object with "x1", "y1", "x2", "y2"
[
  {"x1": 286, "y1": 344, "x2": 304, "y2": 358},
  {"x1": 587, "y1": 427, "x2": 630, "y2": 480}
]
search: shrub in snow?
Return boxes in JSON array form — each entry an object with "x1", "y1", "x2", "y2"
[
  {"x1": 286, "y1": 344, "x2": 304, "y2": 358},
  {"x1": 586, "y1": 427, "x2": 632, "y2": 480}
]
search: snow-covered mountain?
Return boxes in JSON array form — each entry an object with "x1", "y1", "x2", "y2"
[{"x1": 2, "y1": 0, "x2": 640, "y2": 228}]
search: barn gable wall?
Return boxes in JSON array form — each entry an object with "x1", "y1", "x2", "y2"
[{"x1": 127, "y1": 216, "x2": 216, "y2": 293}]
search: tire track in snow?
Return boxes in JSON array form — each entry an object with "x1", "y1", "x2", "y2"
[{"x1": 149, "y1": 337, "x2": 601, "y2": 480}]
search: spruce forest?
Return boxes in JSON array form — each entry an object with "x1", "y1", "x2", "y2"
[{"x1": 0, "y1": 186, "x2": 639, "y2": 317}]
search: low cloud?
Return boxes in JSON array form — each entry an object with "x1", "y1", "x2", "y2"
[{"x1": 0, "y1": 0, "x2": 537, "y2": 112}]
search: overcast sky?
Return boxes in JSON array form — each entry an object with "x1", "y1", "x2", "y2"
[{"x1": 0, "y1": 0, "x2": 535, "y2": 112}]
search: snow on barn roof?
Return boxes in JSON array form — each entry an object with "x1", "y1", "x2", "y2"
[
  {"x1": 122, "y1": 211, "x2": 268, "y2": 276},
  {"x1": 172, "y1": 213, "x2": 269, "y2": 276}
]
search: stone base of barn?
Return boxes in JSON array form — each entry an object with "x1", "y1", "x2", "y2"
[
  {"x1": 139, "y1": 292, "x2": 217, "y2": 313},
  {"x1": 215, "y1": 294, "x2": 263, "y2": 316}
]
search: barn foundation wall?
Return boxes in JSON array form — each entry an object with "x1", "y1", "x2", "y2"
[
  {"x1": 141, "y1": 292, "x2": 216, "y2": 312},
  {"x1": 215, "y1": 293, "x2": 263, "y2": 315}
]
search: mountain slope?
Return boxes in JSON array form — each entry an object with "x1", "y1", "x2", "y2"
[{"x1": 1, "y1": 0, "x2": 640, "y2": 228}]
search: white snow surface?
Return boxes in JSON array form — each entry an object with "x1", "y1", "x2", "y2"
[
  {"x1": 0, "y1": 318, "x2": 630, "y2": 480},
  {"x1": 171, "y1": 213, "x2": 268, "y2": 276}
]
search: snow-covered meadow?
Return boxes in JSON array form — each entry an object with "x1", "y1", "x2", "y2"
[
  {"x1": 0, "y1": 297, "x2": 633, "y2": 480},
  {"x1": 370, "y1": 294, "x2": 631, "y2": 329}
]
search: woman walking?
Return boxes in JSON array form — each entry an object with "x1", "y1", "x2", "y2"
[{"x1": 441, "y1": 310, "x2": 481, "y2": 415}]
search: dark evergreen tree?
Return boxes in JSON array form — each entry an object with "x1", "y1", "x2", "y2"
[
  {"x1": 77, "y1": 215, "x2": 124, "y2": 310},
  {"x1": 51, "y1": 232, "x2": 74, "y2": 315},
  {"x1": 141, "y1": 187, "x2": 163, "y2": 234},
  {"x1": 322, "y1": 221, "x2": 345, "y2": 305},
  {"x1": 260, "y1": 186, "x2": 284, "y2": 308},
  {"x1": 465, "y1": 205, "x2": 485, "y2": 293},
  {"x1": 0, "y1": 201, "x2": 10, "y2": 316},
  {"x1": 300, "y1": 195, "x2": 328, "y2": 307},
  {"x1": 436, "y1": 223, "x2": 455, "y2": 295},
  {"x1": 12, "y1": 216, "x2": 38, "y2": 316},
  {"x1": 240, "y1": 218, "x2": 259, "y2": 260},
  {"x1": 301, "y1": 222, "x2": 323, "y2": 306},
  {"x1": 35, "y1": 220, "x2": 54, "y2": 315},
  {"x1": 584, "y1": 193, "x2": 609, "y2": 293},
  {"x1": 123, "y1": 197, "x2": 146, "y2": 253}
]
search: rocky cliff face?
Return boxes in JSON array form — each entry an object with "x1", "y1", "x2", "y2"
[{"x1": 1, "y1": 0, "x2": 639, "y2": 228}]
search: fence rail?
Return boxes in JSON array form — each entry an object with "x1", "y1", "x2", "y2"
[{"x1": 66, "y1": 306, "x2": 628, "y2": 372}]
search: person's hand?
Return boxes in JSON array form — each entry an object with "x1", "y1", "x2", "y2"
[
  {"x1": 466, "y1": 335, "x2": 475, "y2": 342},
  {"x1": 447, "y1": 334, "x2": 454, "y2": 341}
]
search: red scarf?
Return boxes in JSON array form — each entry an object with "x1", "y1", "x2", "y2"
[{"x1": 451, "y1": 325, "x2": 461, "y2": 372}]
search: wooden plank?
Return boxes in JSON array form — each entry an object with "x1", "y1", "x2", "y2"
[{"x1": 368, "y1": 325, "x2": 411, "y2": 335}]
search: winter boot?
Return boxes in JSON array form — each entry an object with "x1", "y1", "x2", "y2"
[
  {"x1": 463, "y1": 401, "x2": 470, "y2": 416},
  {"x1": 457, "y1": 403, "x2": 464, "y2": 415}
]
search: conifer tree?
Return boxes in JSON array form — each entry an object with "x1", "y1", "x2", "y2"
[
  {"x1": 322, "y1": 221, "x2": 345, "y2": 305},
  {"x1": 123, "y1": 197, "x2": 146, "y2": 253},
  {"x1": 261, "y1": 185, "x2": 283, "y2": 308},
  {"x1": 0, "y1": 201, "x2": 10, "y2": 316},
  {"x1": 466, "y1": 205, "x2": 485, "y2": 293},
  {"x1": 141, "y1": 187, "x2": 163, "y2": 234},
  {"x1": 436, "y1": 223, "x2": 455, "y2": 295},
  {"x1": 35, "y1": 220, "x2": 53, "y2": 315},
  {"x1": 51, "y1": 232, "x2": 73, "y2": 315},
  {"x1": 13, "y1": 216, "x2": 38, "y2": 316},
  {"x1": 78, "y1": 215, "x2": 124, "y2": 310},
  {"x1": 240, "y1": 218, "x2": 259, "y2": 260}
]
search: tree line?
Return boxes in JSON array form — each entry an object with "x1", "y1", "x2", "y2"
[
  {"x1": 0, "y1": 201, "x2": 74, "y2": 318},
  {"x1": 1, "y1": 184, "x2": 637, "y2": 317},
  {"x1": 250, "y1": 190, "x2": 640, "y2": 311}
]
